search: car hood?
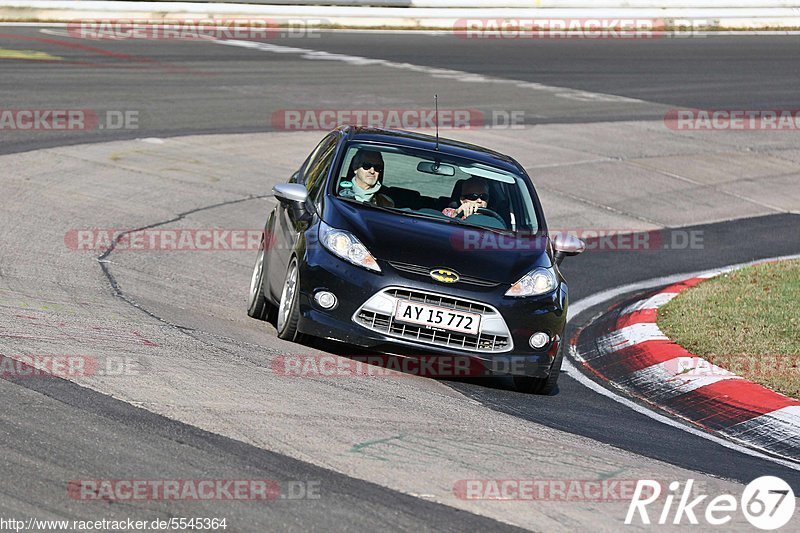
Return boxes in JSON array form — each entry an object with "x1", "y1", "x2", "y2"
[{"x1": 323, "y1": 199, "x2": 552, "y2": 283}]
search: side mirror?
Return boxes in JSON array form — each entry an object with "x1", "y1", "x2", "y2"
[
  {"x1": 273, "y1": 183, "x2": 310, "y2": 221},
  {"x1": 552, "y1": 233, "x2": 585, "y2": 266},
  {"x1": 274, "y1": 183, "x2": 308, "y2": 203}
]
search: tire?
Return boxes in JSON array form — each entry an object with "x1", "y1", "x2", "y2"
[
  {"x1": 247, "y1": 238, "x2": 276, "y2": 322},
  {"x1": 512, "y1": 341, "x2": 564, "y2": 395},
  {"x1": 276, "y1": 257, "x2": 304, "y2": 342}
]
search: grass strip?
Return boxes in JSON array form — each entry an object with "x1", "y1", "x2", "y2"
[{"x1": 659, "y1": 259, "x2": 800, "y2": 399}]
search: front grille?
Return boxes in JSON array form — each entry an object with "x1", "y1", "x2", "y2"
[
  {"x1": 353, "y1": 287, "x2": 512, "y2": 353},
  {"x1": 356, "y1": 310, "x2": 510, "y2": 351},
  {"x1": 387, "y1": 288, "x2": 491, "y2": 314},
  {"x1": 389, "y1": 261, "x2": 500, "y2": 288}
]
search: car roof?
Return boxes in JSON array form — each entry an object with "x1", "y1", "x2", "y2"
[{"x1": 336, "y1": 125, "x2": 526, "y2": 176}]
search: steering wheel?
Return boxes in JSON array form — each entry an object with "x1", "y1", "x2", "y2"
[{"x1": 468, "y1": 207, "x2": 507, "y2": 228}]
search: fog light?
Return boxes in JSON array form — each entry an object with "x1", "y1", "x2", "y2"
[
  {"x1": 314, "y1": 291, "x2": 337, "y2": 309},
  {"x1": 529, "y1": 332, "x2": 550, "y2": 349}
]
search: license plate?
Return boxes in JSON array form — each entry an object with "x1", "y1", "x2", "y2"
[{"x1": 394, "y1": 301, "x2": 481, "y2": 334}]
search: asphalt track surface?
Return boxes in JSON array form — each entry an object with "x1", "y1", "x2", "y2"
[
  {"x1": 1, "y1": 29, "x2": 799, "y2": 154},
  {"x1": 453, "y1": 213, "x2": 800, "y2": 482},
  {"x1": 2, "y1": 26, "x2": 800, "y2": 529}
]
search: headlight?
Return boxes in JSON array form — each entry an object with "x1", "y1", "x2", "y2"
[
  {"x1": 505, "y1": 267, "x2": 557, "y2": 297},
  {"x1": 319, "y1": 221, "x2": 381, "y2": 272}
]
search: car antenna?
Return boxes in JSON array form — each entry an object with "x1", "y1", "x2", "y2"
[{"x1": 434, "y1": 94, "x2": 439, "y2": 151}]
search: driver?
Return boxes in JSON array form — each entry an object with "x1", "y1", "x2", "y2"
[
  {"x1": 343, "y1": 149, "x2": 394, "y2": 207},
  {"x1": 442, "y1": 176, "x2": 489, "y2": 219}
]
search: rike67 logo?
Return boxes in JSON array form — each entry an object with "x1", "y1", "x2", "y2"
[{"x1": 626, "y1": 477, "x2": 795, "y2": 530}]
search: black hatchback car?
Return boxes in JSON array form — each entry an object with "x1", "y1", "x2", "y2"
[{"x1": 247, "y1": 126, "x2": 584, "y2": 394}]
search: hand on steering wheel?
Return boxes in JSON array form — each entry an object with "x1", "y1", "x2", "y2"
[
  {"x1": 455, "y1": 201, "x2": 481, "y2": 218},
  {"x1": 470, "y1": 207, "x2": 507, "y2": 228}
]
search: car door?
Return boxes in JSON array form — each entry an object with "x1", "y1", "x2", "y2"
[{"x1": 267, "y1": 133, "x2": 339, "y2": 297}]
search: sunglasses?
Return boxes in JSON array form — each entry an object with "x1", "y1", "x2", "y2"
[
  {"x1": 462, "y1": 192, "x2": 489, "y2": 201},
  {"x1": 359, "y1": 161, "x2": 384, "y2": 172}
]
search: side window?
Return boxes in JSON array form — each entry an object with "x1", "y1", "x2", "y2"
[
  {"x1": 304, "y1": 135, "x2": 337, "y2": 198},
  {"x1": 292, "y1": 134, "x2": 331, "y2": 183}
]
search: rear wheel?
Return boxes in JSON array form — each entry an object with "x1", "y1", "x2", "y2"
[
  {"x1": 247, "y1": 240, "x2": 276, "y2": 322},
  {"x1": 276, "y1": 257, "x2": 304, "y2": 342},
  {"x1": 513, "y1": 342, "x2": 564, "y2": 395}
]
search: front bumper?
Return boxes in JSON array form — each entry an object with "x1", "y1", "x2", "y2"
[{"x1": 295, "y1": 247, "x2": 567, "y2": 377}]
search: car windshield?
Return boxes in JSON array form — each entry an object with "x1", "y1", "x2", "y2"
[{"x1": 333, "y1": 142, "x2": 540, "y2": 233}]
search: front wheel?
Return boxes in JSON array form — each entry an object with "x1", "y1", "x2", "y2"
[
  {"x1": 247, "y1": 241, "x2": 276, "y2": 322},
  {"x1": 512, "y1": 342, "x2": 564, "y2": 395},
  {"x1": 276, "y1": 257, "x2": 304, "y2": 342}
]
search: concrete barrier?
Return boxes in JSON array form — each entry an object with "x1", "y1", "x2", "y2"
[
  {"x1": 84, "y1": 1, "x2": 800, "y2": 6},
  {"x1": 1, "y1": 1, "x2": 799, "y2": 29}
]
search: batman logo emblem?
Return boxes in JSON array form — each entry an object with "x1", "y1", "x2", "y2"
[{"x1": 430, "y1": 269, "x2": 460, "y2": 284}]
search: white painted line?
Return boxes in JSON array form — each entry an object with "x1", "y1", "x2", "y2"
[
  {"x1": 620, "y1": 291, "x2": 679, "y2": 314},
  {"x1": 724, "y1": 406, "x2": 800, "y2": 451},
  {"x1": 39, "y1": 28, "x2": 90, "y2": 39},
  {"x1": 564, "y1": 350, "x2": 800, "y2": 472},
  {"x1": 599, "y1": 276, "x2": 742, "y2": 400},
  {"x1": 622, "y1": 359, "x2": 740, "y2": 402},
  {"x1": 697, "y1": 271, "x2": 721, "y2": 279},
  {"x1": 214, "y1": 38, "x2": 647, "y2": 104},
  {"x1": 595, "y1": 322, "x2": 668, "y2": 354},
  {"x1": 565, "y1": 253, "x2": 800, "y2": 471}
]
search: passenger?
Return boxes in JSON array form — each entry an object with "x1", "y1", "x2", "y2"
[
  {"x1": 343, "y1": 149, "x2": 394, "y2": 207},
  {"x1": 442, "y1": 176, "x2": 489, "y2": 219}
]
